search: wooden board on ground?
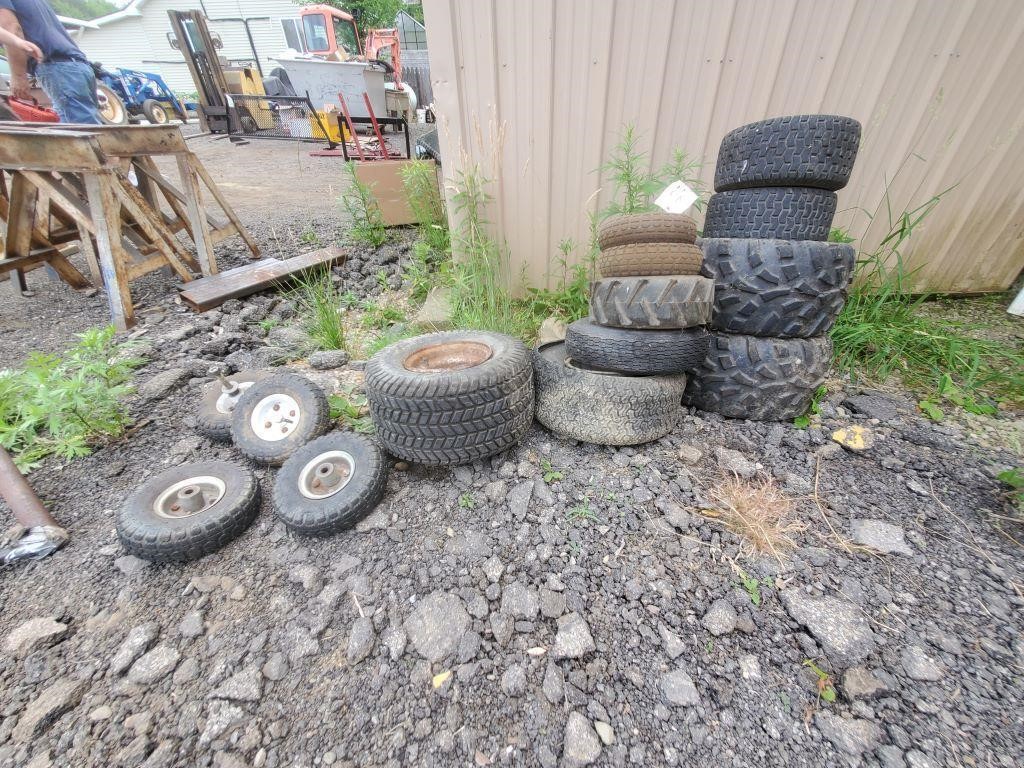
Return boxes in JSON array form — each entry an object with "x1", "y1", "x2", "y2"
[{"x1": 178, "y1": 246, "x2": 346, "y2": 311}]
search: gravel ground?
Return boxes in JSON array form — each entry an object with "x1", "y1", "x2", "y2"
[{"x1": 2, "y1": 137, "x2": 1023, "y2": 768}]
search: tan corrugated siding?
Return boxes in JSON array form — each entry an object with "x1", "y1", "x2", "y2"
[{"x1": 423, "y1": 0, "x2": 1024, "y2": 293}]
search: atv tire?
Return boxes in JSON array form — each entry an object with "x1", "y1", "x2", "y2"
[
  {"x1": 196, "y1": 370, "x2": 274, "y2": 442},
  {"x1": 534, "y1": 342, "x2": 686, "y2": 446},
  {"x1": 599, "y1": 242, "x2": 703, "y2": 277},
  {"x1": 273, "y1": 432, "x2": 388, "y2": 536},
  {"x1": 598, "y1": 213, "x2": 698, "y2": 250},
  {"x1": 231, "y1": 373, "x2": 331, "y2": 466},
  {"x1": 701, "y1": 238, "x2": 856, "y2": 337},
  {"x1": 364, "y1": 331, "x2": 534, "y2": 466},
  {"x1": 714, "y1": 114, "x2": 861, "y2": 192},
  {"x1": 566, "y1": 317, "x2": 710, "y2": 375},
  {"x1": 703, "y1": 188, "x2": 837, "y2": 241},
  {"x1": 590, "y1": 275, "x2": 714, "y2": 329},
  {"x1": 116, "y1": 461, "x2": 260, "y2": 563},
  {"x1": 684, "y1": 333, "x2": 833, "y2": 421}
]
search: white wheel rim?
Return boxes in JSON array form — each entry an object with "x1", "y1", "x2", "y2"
[
  {"x1": 153, "y1": 476, "x2": 226, "y2": 519},
  {"x1": 215, "y1": 381, "x2": 255, "y2": 415},
  {"x1": 250, "y1": 393, "x2": 301, "y2": 441},
  {"x1": 297, "y1": 450, "x2": 355, "y2": 500}
]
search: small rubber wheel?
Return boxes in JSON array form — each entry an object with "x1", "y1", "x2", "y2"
[
  {"x1": 196, "y1": 370, "x2": 274, "y2": 442},
  {"x1": 272, "y1": 432, "x2": 389, "y2": 536},
  {"x1": 116, "y1": 461, "x2": 260, "y2": 563},
  {"x1": 142, "y1": 99, "x2": 169, "y2": 124},
  {"x1": 231, "y1": 373, "x2": 331, "y2": 466},
  {"x1": 599, "y1": 243, "x2": 704, "y2": 277},
  {"x1": 598, "y1": 213, "x2": 698, "y2": 250}
]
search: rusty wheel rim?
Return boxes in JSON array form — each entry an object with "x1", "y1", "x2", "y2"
[
  {"x1": 403, "y1": 341, "x2": 493, "y2": 373},
  {"x1": 153, "y1": 476, "x2": 226, "y2": 519},
  {"x1": 297, "y1": 450, "x2": 355, "y2": 500}
]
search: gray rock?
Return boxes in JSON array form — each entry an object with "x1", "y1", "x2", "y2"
[
  {"x1": 850, "y1": 519, "x2": 912, "y2": 555},
  {"x1": 841, "y1": 667, "x2": 889, "y2": 701},
  {"x1": 876, "y1": 746, "x2": 907, "y2": 768},
  {"x1": 4, "y1": 617, "x2": 68, "y2": 657},
  {"x1": 261, "y1": 653, "x2": 288, "y2": 681},
  {"x1": 540, "y1": 588, "x2": 567, "y2": 619},
  {"x1": 210, "y1": 667, "x2": 262, "y2": 702},
  {"x1": 173, "y1": 657, "x2": 199, "y2": 685},
  {"x1": 114, "y1": 733, "x2": 152, "y2": 766},
  {"x1": 405, "y1": 592, "x2": 471, "y2": 662},
  {"x1": 843, "y1": 394, "x2": 899, "y2": 422},
  {"x1": 140, "y1": 368, "x2": 190, "y2": 400},
  {"x1": 561, "y1": 712, "x2": 601, "y2": 767},
  {"x1": 900, "y1": 644, "x2": 944, "y2": 682},
  {"x1": 12, "y1": 678, "x2": 88, "y2": 742},
  {"x1": 814, "y1": 712, "x2": 883, "y2": 764},
  {"x1": 677, "y1": 444, "x2": 703, "y2": 464},
  {"x1": 552, "y1": 613, "x2": 596, "y2": 659},
  {"x1": 109, "y1": 623, "x2": 160, "y2": 676},
  {"x1": 382, "y1": 627, "x2": 407, "y2": 661},
  {"x1": 662, "y1": 501, "x2": 692, "y2": 531},
  {"x1": 199, "y1": 701, "x2": 246, "y2": 747},
  {"x1": 501, "y1": 582, "x2": 539, "y2": 619},
  {"x1": 445, "y1": 530, "x2": 491, "y2": 560},
  {"x1": 781, "y1": 591, "x2": 876, "y2": 668},
  {"x1": 500, "y1": 663, "x2": 527, "y2": 696},
  {"x1": 491, "y1": 613, "x2": 513, "y2": 647},
  {"x1": 542, "y1": 662, "x2": 563, "y2": 704},
  {"x1": 739, "y1": 655, "x2": 762, "y2": 680},
  {"x1": 114, "y1": 555, "x2": 149, "y2": 576},
  {"x1": 483, "y1": 480, "x2": 508, "y2": 503},
  {"x1": 308, "y1": 350, "x2": 350, "y2": 370},
  {"x1": 658, "y1": 624, "x2": 686, "y2": 660},
  {"x1": 508, "y1": 480, "x2": 534, "y2": 518},
  {"x1": 537, "y1": 316, "x2": 567, "y2": 346},
  {"x1": 178, "y1": 611, "x2": 204, "y2": 639},
  {"x1": 715, "y1": 447, "x2": 756, "y2": 478},
  {"x1": 701, "y1": 599, "x2": 737, "y2": 636},
  {"x1": 906, "y1": 750, "x2": 939, "y2": 768},
  {"x1": 127, "y1": 645, "x2": 181, "y2": 685},
  {"x1": 660, "y1": 669, "x2": 700, "y2": 706},
  {"x1": 347, "y1": 617, "x2": 375, "y2": 664},
  {"x1": 593, "y1": 721, "x2": 614, "y2": 746},
  {"x1": 482, "y1": 555, "x2": 504, "y2": 583}
]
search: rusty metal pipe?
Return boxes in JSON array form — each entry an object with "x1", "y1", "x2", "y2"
[{"x1": 0, "y1": 446, "x2": 58, "y2": 528}]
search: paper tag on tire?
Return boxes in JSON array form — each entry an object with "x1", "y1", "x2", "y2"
[{"x1": 655, "y1": 181, "x2": 698, "y2": 214}]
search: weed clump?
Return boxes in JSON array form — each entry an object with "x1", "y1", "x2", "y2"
[
  {"x1": 340, "y1": 162, "x2": 389, "y2": 248},
  {"x1": 705, "y1": 474, "x2": 806, "y2": 559},
  {"x1": 288, "y1": 266, "x2": 347, "y2": 351}
]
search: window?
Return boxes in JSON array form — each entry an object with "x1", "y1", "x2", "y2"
[
  {"x1": 281, "y1": 18, "x2": 306, "y2": 52},
  {"x1": 332, "y1": 18, "x2": 361, "y2": 55},
  {"x1": 302, "y1": 14, "x2": 330, "y2": 53}
]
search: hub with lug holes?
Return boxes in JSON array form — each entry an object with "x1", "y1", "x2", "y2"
[
  {"x1": 153, "y1": 476, "x2": 226, "y2": 519},
  {"x1": 250, "y1": 393, "x2": 301, "y2": 441},
  {"x1": 298, "y1": 450, "x2": 355, "y2": 500}
]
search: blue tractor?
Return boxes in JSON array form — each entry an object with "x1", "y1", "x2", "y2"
[{"x1": 92, "y1": 64, "x2": 189, "y2": 125}]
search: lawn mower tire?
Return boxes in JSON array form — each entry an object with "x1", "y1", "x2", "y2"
[
  {"x1": 273, "y1": 432, "x2": 388, "y2": 536},
  {"x1": 196, "y1": 370, "x2": 274, "y2": 442},
  {"x1": 598, "y1": 212, "x2": 698, "y2": 250},
  {"x1": 599, "y1": 242, "x2": 704, "y2": 277},
  {"x1": 116, "y1": 461, "x2": 260, "y2": 563},
  {"x1": 364, "y1": 330, "x2": 534, "y2": 466},
  {"x1": 703, "y1": 187, "x2": 837, "y2": 241},
  {"x1": 142, "y1": 99, "x2": 170, "y2": 125},
  {"x1": 231, "y1": 373, "x2": 331, "y2": 466},
  {"x1": 534, "y1": 342, "x2": 686, "y2": 446},
  {"x1": 566, "y1": 318, "x2": 710, "y2": 375},
  {"x1": 590, "y1": 275, "x2": 714, "y2": 329}
]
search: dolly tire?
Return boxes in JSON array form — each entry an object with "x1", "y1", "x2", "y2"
[
  {"x1": 566, "y1": 318, "x2": 710, "y2": 375},
  {"x1": 116, "y1": 461, "x2": 260, "y2": 563},
  {"x1": 599, "y1": 242, "x2": 703, "y2": 277},
  {"x1": 534, "y1": 342, "x2": 686, "y2": 446},
  {"x1": 598, "y1": 213, "x2": 698, "y2": 249},
  {"x1": 195, "y1": 370, "x2": 274, "y2": 443},
  {"x1": 231, "y1": 373, "x2": 331, "y2": 466}
]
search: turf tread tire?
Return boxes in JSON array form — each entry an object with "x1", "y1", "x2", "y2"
[
  {"x1": 231, "y1": 373, "x2": 331, "y2": 466},
  {"x1": 714, "y1": 114, "x2": 861, "y2": 192},
  {"x1": 684, "y1": 333, "x2": 832, "y2": 421},
  {"x1": 534, "y1": 342, "x2": 686, "y2": 446},
  {"x1": 703, "y1": 188, "x2": 837, "y2": 241},
  {"x1": 701, "y1": 238, "x2": 855, "y2": 337},
  {"x1": 116, "y1": 461, "x2": 260, "y2": 563},
  {"x1": 598, "y1": 213, "x2": 698, "y2": 249},
  {"x1": 566, "y1": 318, "x2": 710, "y2": 375},
  {"x1": 590, "y1": 276, "x2": 714, "y2": 329},
  {"x1": 599, "y1": 242, "x2": 703, "y2": 277},
  {"x1": 272, "y1": 433, "x2": 388, "y2": 536}
]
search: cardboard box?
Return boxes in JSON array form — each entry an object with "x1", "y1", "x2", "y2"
[{"x1": 353, "y1": 159, "x2": 439, "y2": 226}]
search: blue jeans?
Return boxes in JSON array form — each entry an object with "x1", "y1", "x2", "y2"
[{"x1": 35, "y1": 59, "x2": 102, "y2": 125}]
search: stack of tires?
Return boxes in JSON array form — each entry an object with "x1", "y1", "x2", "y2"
[
  {"x1": 685, "y1": 115, "x2": 861, "y2": 421},
  {"x1": 535, "y1": 213, "x2": 714, "y2": 445}
]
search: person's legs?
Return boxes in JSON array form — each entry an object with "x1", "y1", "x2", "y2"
[{"x1": 35, "y1": 60, "x2": 102, "y2": 124}]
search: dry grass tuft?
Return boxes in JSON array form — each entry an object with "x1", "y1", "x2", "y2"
[{"x1": 705, "y1": 473, "x2": 807, "y2": 559}]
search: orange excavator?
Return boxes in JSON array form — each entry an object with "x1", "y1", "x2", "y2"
[{"x1": 298, "y1": 4, "x2": 404, "y2": 90}]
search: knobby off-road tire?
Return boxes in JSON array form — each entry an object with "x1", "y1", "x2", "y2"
[
  {"x1": 196, "y1": 370, "x2": 274, "y2": 442},
  {"x1": 684, "y1": 333, "x2": 833, "y2": 421},
  {"x1": 714, "y1": 114, "x2": 861, "y2": 192},
  {"x1": 598, "y1": 213, "x2": 698, "y2": 250},
  {"x1": 590, "y1": 276, "x2": 714, "y2": 329},
  {"x1": 566, "y1": 318, "x2": 710, "y2": 375},
  {"x1": 231, "y1": 373, "x2": 331, "y2": 466},
  {"x1": 703, "y1": 188, "x2": 837, "y2": 241},
  {"x1": 364, "y1": 331, "x2": 534, "y2": 466},
  {"x1": 599, "y1": 242, "x2": 703, "y2": 277},
  {"x1": 534, "y1": 342, "x2": 686, "y2": 446},
  {"x1": 701, "y1": 238, "x2": 856, "y2": 337},
  {"x1": 116, "y1": 461, "x2": 260, "y2": 563},
  {"x1": 273, "y1": 432, "x2": 388, "y2": 536}
]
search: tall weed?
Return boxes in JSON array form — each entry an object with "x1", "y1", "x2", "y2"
[
  {"x1": 288, "y1": 266, "x2": 347, "y2": 351},
  {"x1": 340, "y1": 162, "x2": 389, "y2": 248}
]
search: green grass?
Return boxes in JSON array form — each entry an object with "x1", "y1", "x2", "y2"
[
  {"x1": 997, "y1": 468, "x2": 1024, "y2": 513},
  {"x1": 327, "y1": 391, "x2": 374, "y2": 434},
  {"x1": 403, "y1": 240, "x2": 450, "y2": 303},
  {"x1": 0, "y1": 326, "x2": 144, "y2": 471},
  {"x1": 831, "y1": 184, "x2": 1024, "y2": 412},
  {"x1": 288, "y1": 266, "x2": 347, "y2": 351},
  {"x1": 360, "y1": 301, "x2": 406, "y2": 330},
  {"x1": 401, "y1": 159, "x2": 450, "y2": 253},
  {"x1": 566, "y1": 501, "x2": 598, "y2": 525},
  {"x1": 340, "y1": 162, "x2": 389, "y2": 248}
]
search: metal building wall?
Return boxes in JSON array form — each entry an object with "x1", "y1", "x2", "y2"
[{"x1": 422, "y1": 0, "x2": 1024, "y2": 293}]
